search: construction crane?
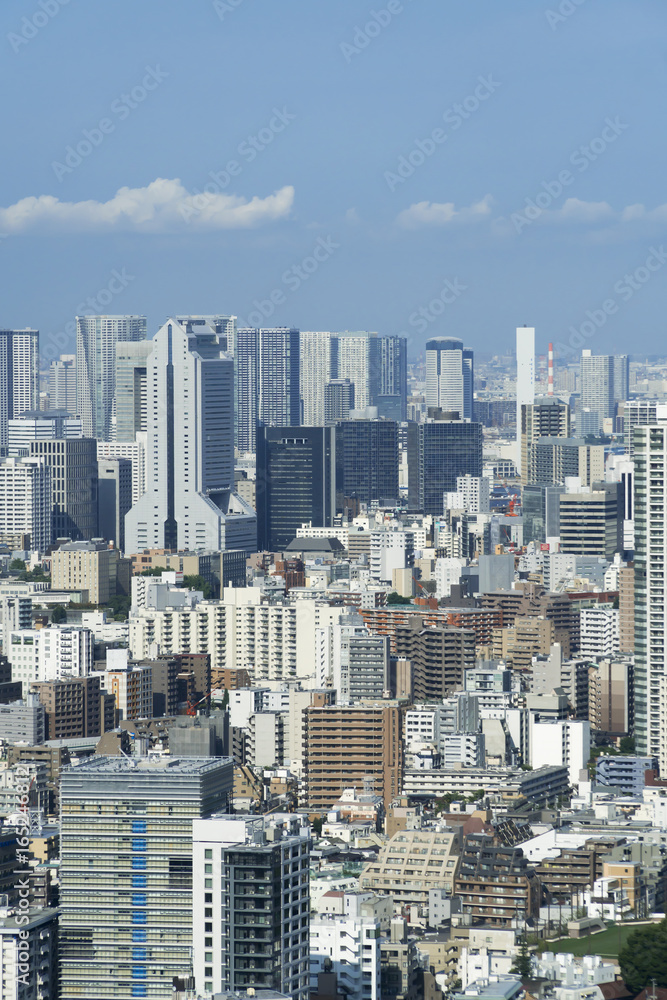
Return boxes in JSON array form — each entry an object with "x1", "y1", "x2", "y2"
[{"x1": 186, "y1": 692, "x2": 211, "y2": 717}]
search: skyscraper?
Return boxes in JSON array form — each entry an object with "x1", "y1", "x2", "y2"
[
  {"x1": 49, "y1": 354, "x2": 77, "y2": 414},
  {"x1": 378, "y1": 334, "x2": 408, "y2": 419},
  {"x1": 235, "y1": 327, "x2": 300, "y2": 451},
  {"x1": 192, "y1": 814, "x2": 310, "y2": 998},
  {"x1": 59, "y1": 755, "x2": 233, "y2": 1000},
  {"x1": 633, "y1": 422, "x2": 667, "y2": 764},
  {"x1": 335, "y1": 419, "x2": 399, "y2": 508},
  {"x1": 337, "y1": 331, "x2": 380, "y2": 410},
  {"x1": 125, "y1": 318, "x2": 256, "y2": 554},
  {"x1": 0, "y1": 328, "x2": 39, "y2": 455},
  {"x1": 407, "y1": 413, "x2": 483, "y2": 515},
  {"x1": 114, "y1": 339, "x2": 152, "y2": 442},
  {"x1": 516, "y1": 326, "x2": 535, "y2": 474},
  {"x1": 300, "y1": 331, "x2": 338, "y2": 425},
  {"x1": 521, "y1": 396, "x2": 570, "y2": 484},
  {"x1": 580, "y1": 349, "x2": 629, "y2": 431},
  {"x1": 256, "y1": 425, "x2": 336, "y2": 550},
  {"x1": 324, "y1": 378, "x2": 355, "y2": 424},
  {"x1": 98, "y1": 456, "x2": 132, "y2": 551},
  {"x1": 76, "y1": 314, "x2": 147, "y2": 440},
  {"x1": 0, "y1": 456, "x2": 51, "y2": 551},
  {"x1": 425, "y1": 337, "x2": 474, "y2": 420}
]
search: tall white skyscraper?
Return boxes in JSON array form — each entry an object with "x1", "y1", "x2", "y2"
[
  {"x1": 0, "y1": 328, "x2": 39, "y2": 455},
  {"x1": 580, "y1": 349, "x2": 629, "y2": 431},
  {"x1": 125, "y1": 317, "x2": 256, "y2": 554},
  {"x1": 515, "y1": 326, "x2": 535, "y2": 474},
  {"x1": 300, "y1": 331, "x2": 338, "y2": 425},
  {"x1": 235, "y1": 327, "x2": 300, "y2": 451},
  {"x1": 49, "y1": 354, "x2": 77, "y2": 413},
  {"x1": 425, "y1": 337, "x2": 474, "y2": 419},
  {"x1": 76, "y1": 314, "x2": 147, "y2": 440},
  {"x1": 633, "y1": 421, "x2": 667, "y2": 766},
  {"x1": 337, "y1": 331, "x2": 380, "y2": 410}
]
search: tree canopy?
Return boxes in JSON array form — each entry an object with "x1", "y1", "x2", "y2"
[
  {"x1": 619, "y1": 918, "x2": 667, "y2": 993},
  {"x1": 51, "y1": 605, "x2": 67, "y2": 624}
]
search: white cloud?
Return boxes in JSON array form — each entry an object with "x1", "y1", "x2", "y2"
[
  {"x1": 0, "y1": 178, "x2": 295, "y2": 233},
  {"x1": 553, "y1": 197, "x2": 614, "y2": 223},
  {"x1": 396, "y1": 195, "x2": 493, "y2": 229}
]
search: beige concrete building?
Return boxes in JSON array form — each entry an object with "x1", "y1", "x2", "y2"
[
  {"x1": 588, "y1": 659, "x2": 633, "y2": 736},
  {"x1": 51, "y1": 540, "x2": 120, "y2": 604},
  {"x1": 360, "y1": 828, "x2": 462, "y2": 907},
  {"x1": 618, "y1": 564, "x2": 635, "y2": 653}
]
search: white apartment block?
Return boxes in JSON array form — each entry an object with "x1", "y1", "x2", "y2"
[
  {"x1": 337, "y1": 333, "x2": 377, "y2": 410},
  {"x1": 310, "y1": 895, "x2": 381, "y2": 1000},
  {"x1": 300, "y1": 331, "x2": 337, "y2": 426},
  {"x1": 369, "y1": 530, "x2": 413, "y2": 583},
  {"x1": 247, "y1": 710, "x2": 288, "y2": 767},
  {"x1": 579, "y1": 606, "x2": 620, "y2": 659},
  {"x1": 8, "y1": 626, "x2": 94, "y2": 695},
  {"x1": 434, "y1": 557, "x2": 465, "y2": 599},
  {"x1": 529, "y1": 717, "x2": 590, "y2": 786},
  {"x1": 129, "y1": 589, "x2": 341, "y2": 681},
  {"x1": 445, "y1": 475, "x2": 490, "y2": 514},
  {"x1": 0, "y1": 457, "x2": 51, "y2": 552}
]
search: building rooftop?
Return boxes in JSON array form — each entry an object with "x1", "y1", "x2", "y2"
[{"x1": 62, "y1": 754, "x2": 232, "y2": 776}]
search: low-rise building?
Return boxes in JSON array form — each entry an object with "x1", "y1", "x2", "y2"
[{"x1": 360, "y1": 827, "x2": 461, "y2": 908}]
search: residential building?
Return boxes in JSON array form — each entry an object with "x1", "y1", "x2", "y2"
[
  {"x1": 310, "y1": 897, "x2": 382, "y2": 1000},
  {"x1": 0, "y1": 904, "x2": 58, "y2": 1000},
  {"x1": 407, "y1": 414, "x2": 483, "y2": 514},
  {"x1": 0, "y1": 456, "x2": 51, "y2": 551},
  {"x1": 335, "y1": 420, "x2": 399, "y2": 508},
  {"x1": 395, "y1": 624, "x2": 476, "y2": 701},
  {"x1": 235, "y1": 327, "x2": 300, "y2": 452},
  {"x1": 377, "y1": 334, "x2": 408, "y2": 420},
  {"x1": 59, "y1": 754, "x2": 233, "y2": 1000},
  {"x1": 580, "y1": 350, "x2": 629, "y2": 431},
  {"x1": 28, "y1": 436, "x2": 98, "y2": 541},
  {"x1": 0, "y1": 328, "x2": 39, "y2": 455},
  {"x1": 455, "y1": 834, "x2": 541, "y2": 926},
  {"x1": 49, "y1": 353, "x2": 77, "y2": 414},
  {"x1": 402, "y1": 764, "x2": 569, "y2": 806},
  {"x1": 300, "y1": 330, "x2": 338, "y2": 426},
  {"x1": 623, "y1": 399, "x2": 667, "y2": 456},
  {"x1": 445, "y1": 474, "x2": 491, "y2": 513},
  {"x1": 7, "y1": 408, "x2": 82, "y2": 454},
  {"x1": 303, "y1": 703, "x2": 402, "y2": 810},
  {"x1": 336, "y1": 332, "x2": 380, "y2": 411},
  {"x1": 76, "y1": 314, "x2": 147, "y2": 440},
  {"x1": 8, "y1": 626, "x2": 94, "y2": 695},
  {"x1": 32, "y1": 674, "x2": 114, "y2": 740},
  {"x1": 521, "y1": 396, "x2": 570, "y2": 485},
  {"x1": 531, "y1": 437, "x2": 605, "y2": 486},
  {"x1": 618, "y1": 563, "x2": 635, "y2": 653},
  {"x1": 588, "y1": 658, "x2": 633, "y2": 736},
  {"x1": 529, "y1": 717, "x2": 591, "y2": 786},
  {"x1": 101, "y1": 649, "x2": 152, "y2": 720},
  {"x1": 579, "y1": 606, "x2": 620, "y2": 659},
  {"x1": 192, "y1": 814, "x2": 310, "y2": 998},
  {"x1": 425, "y1": 337, "x2": 474, "y2": 420},
  {"x1": 125, "y1": 317, "x2": 256, "y2": 554},
  {"x1": 51, "y1": 539, "x2": 122, "y2": 604},
  {"x1": 325, "y1": 378, "x2": 355, "y2": 423},
  {"x1": 256, "y1": 425, "x2": 336, "y2": 551},
  {"x1": 596, "y1": 755, "x2": 658, "y2": 795},
  {"x1": 360, "y1": 827, "x2": 461, "y2": 908}
]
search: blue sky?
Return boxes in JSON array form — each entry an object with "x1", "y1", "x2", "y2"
[{"x1": 1, "y1": 0, "x2": 666, "y2": 365}]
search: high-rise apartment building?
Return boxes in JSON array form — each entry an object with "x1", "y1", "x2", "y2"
[
  {"x1": 125, "y1": 318, "x2": 256, "y2": 554},
  {"x1": 521, "y1": 396, "x2": 570, "y2": 484},
  {"x1": 192, "y1": 814, "x2": 310, "y2": 998},
  {"x1": 623, "y1": 400, "x2": 667, "y2": 455},
  {"x1": 49, "y1": 353, "x2": 77, "y2": 413},
  {"x1": 235, "y1": 327, "x2": 300, "y2": 451},
  {"x1": 407, "y1": 414, "x2": 483, "y2": 514},
  {"x1": 394, "y1": 625, "x2": 476, "y2": 701},
  {"x1": 324, "y1": 378, "x2": 355, "y2": 424},
  {"x1": 114, "y1": 339, "x2": 152, "y2": 442},
  {"x1": 76, "y1": 315, "x2": 147, "y2": 440},
  {"x1": 300, "y1": 331, "x2": 338, "y2": 426},
  {"x1": 32, "y1": 674, "x2": 114, "y2": 740},
  {"x1": 515, "y1": 326, "x2": 535, "y2": 474},
  {"x1": 580, "y1": 350, "x2": 629, "y2": 431},
  {"x1": 530, "y1": 437, "x2": 604, "y2": 486},
  {"x1": 377, "y1": 334, "x2": 408, "y2": 420},
  {"x1": 559, "y1": 482, "x2": 622, "y2": 559},
  {"x1": 634, "y1": 423, "x2": 667, "y2": 761},
  {"x1": 303, "y1": 703, "x2": 402, "y2": 810},
  {"x1": 0, "y1": 328, "x2": 39, "y2": 455},
  {"x1": 425, "y1": 337, "x2": 474, "y2": 420},
  {"x1": 337, "y1": 332, "x2": 380, "y2": 411},
  {"x1": 335, "y1": 419, "x2": 398, "y2": 508},
  {"x1": 0, "y1": 456, "x2": 51, "y2": 551},
  {"x1": 256, "y1": 426, "x2": 336, "y2": 551},
  {"x1": 59, "y1": 755, "x2": 233, "y2": 1000}
]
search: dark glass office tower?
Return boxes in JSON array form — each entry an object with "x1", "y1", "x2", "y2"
[
  {"x1": 407, "y1": 412, "x2": 483, "y2": 514},
  {"x1": 256, "y1": 426, "x2": 336, "y2": 550},
  {"x1": 335, "y1": 420, "x2": 398, "y2": 509}
]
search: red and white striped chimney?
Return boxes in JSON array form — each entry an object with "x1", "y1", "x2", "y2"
[{"x1": 548, "y1": 342, "x2": 554, "y2": 396}]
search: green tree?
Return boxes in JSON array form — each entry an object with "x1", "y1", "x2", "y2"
[
  {"x1": 108, "y1": 594, "x2": 131, "y2": 620},
  {"x1": 386, "y1": 591, "x2": 413, "y2": 605},
  {"x1": 619, "y1": 918, "x2": 667, "y2": 993},
  {"x1": 619, "y1": 735, "x2": 636, "y2": 754},
  {"x1": 510, "y1": 935, "x2": 533, "y2": 980},
  {"x1": 311, "y1": 816, "x2": 323, "y2": 836},
  {"x1": 182, "y1": 574, "x2": 214, "y2": 599},
  {"x1": 9, "y1": 559, "x2": 25, "y2": 572},
  {"x1": 50, "y1": 605, "x2": 67, "y2": 624},
  {"x1": 139, "y1": 567, "x2": 164, "y2": 576}
]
